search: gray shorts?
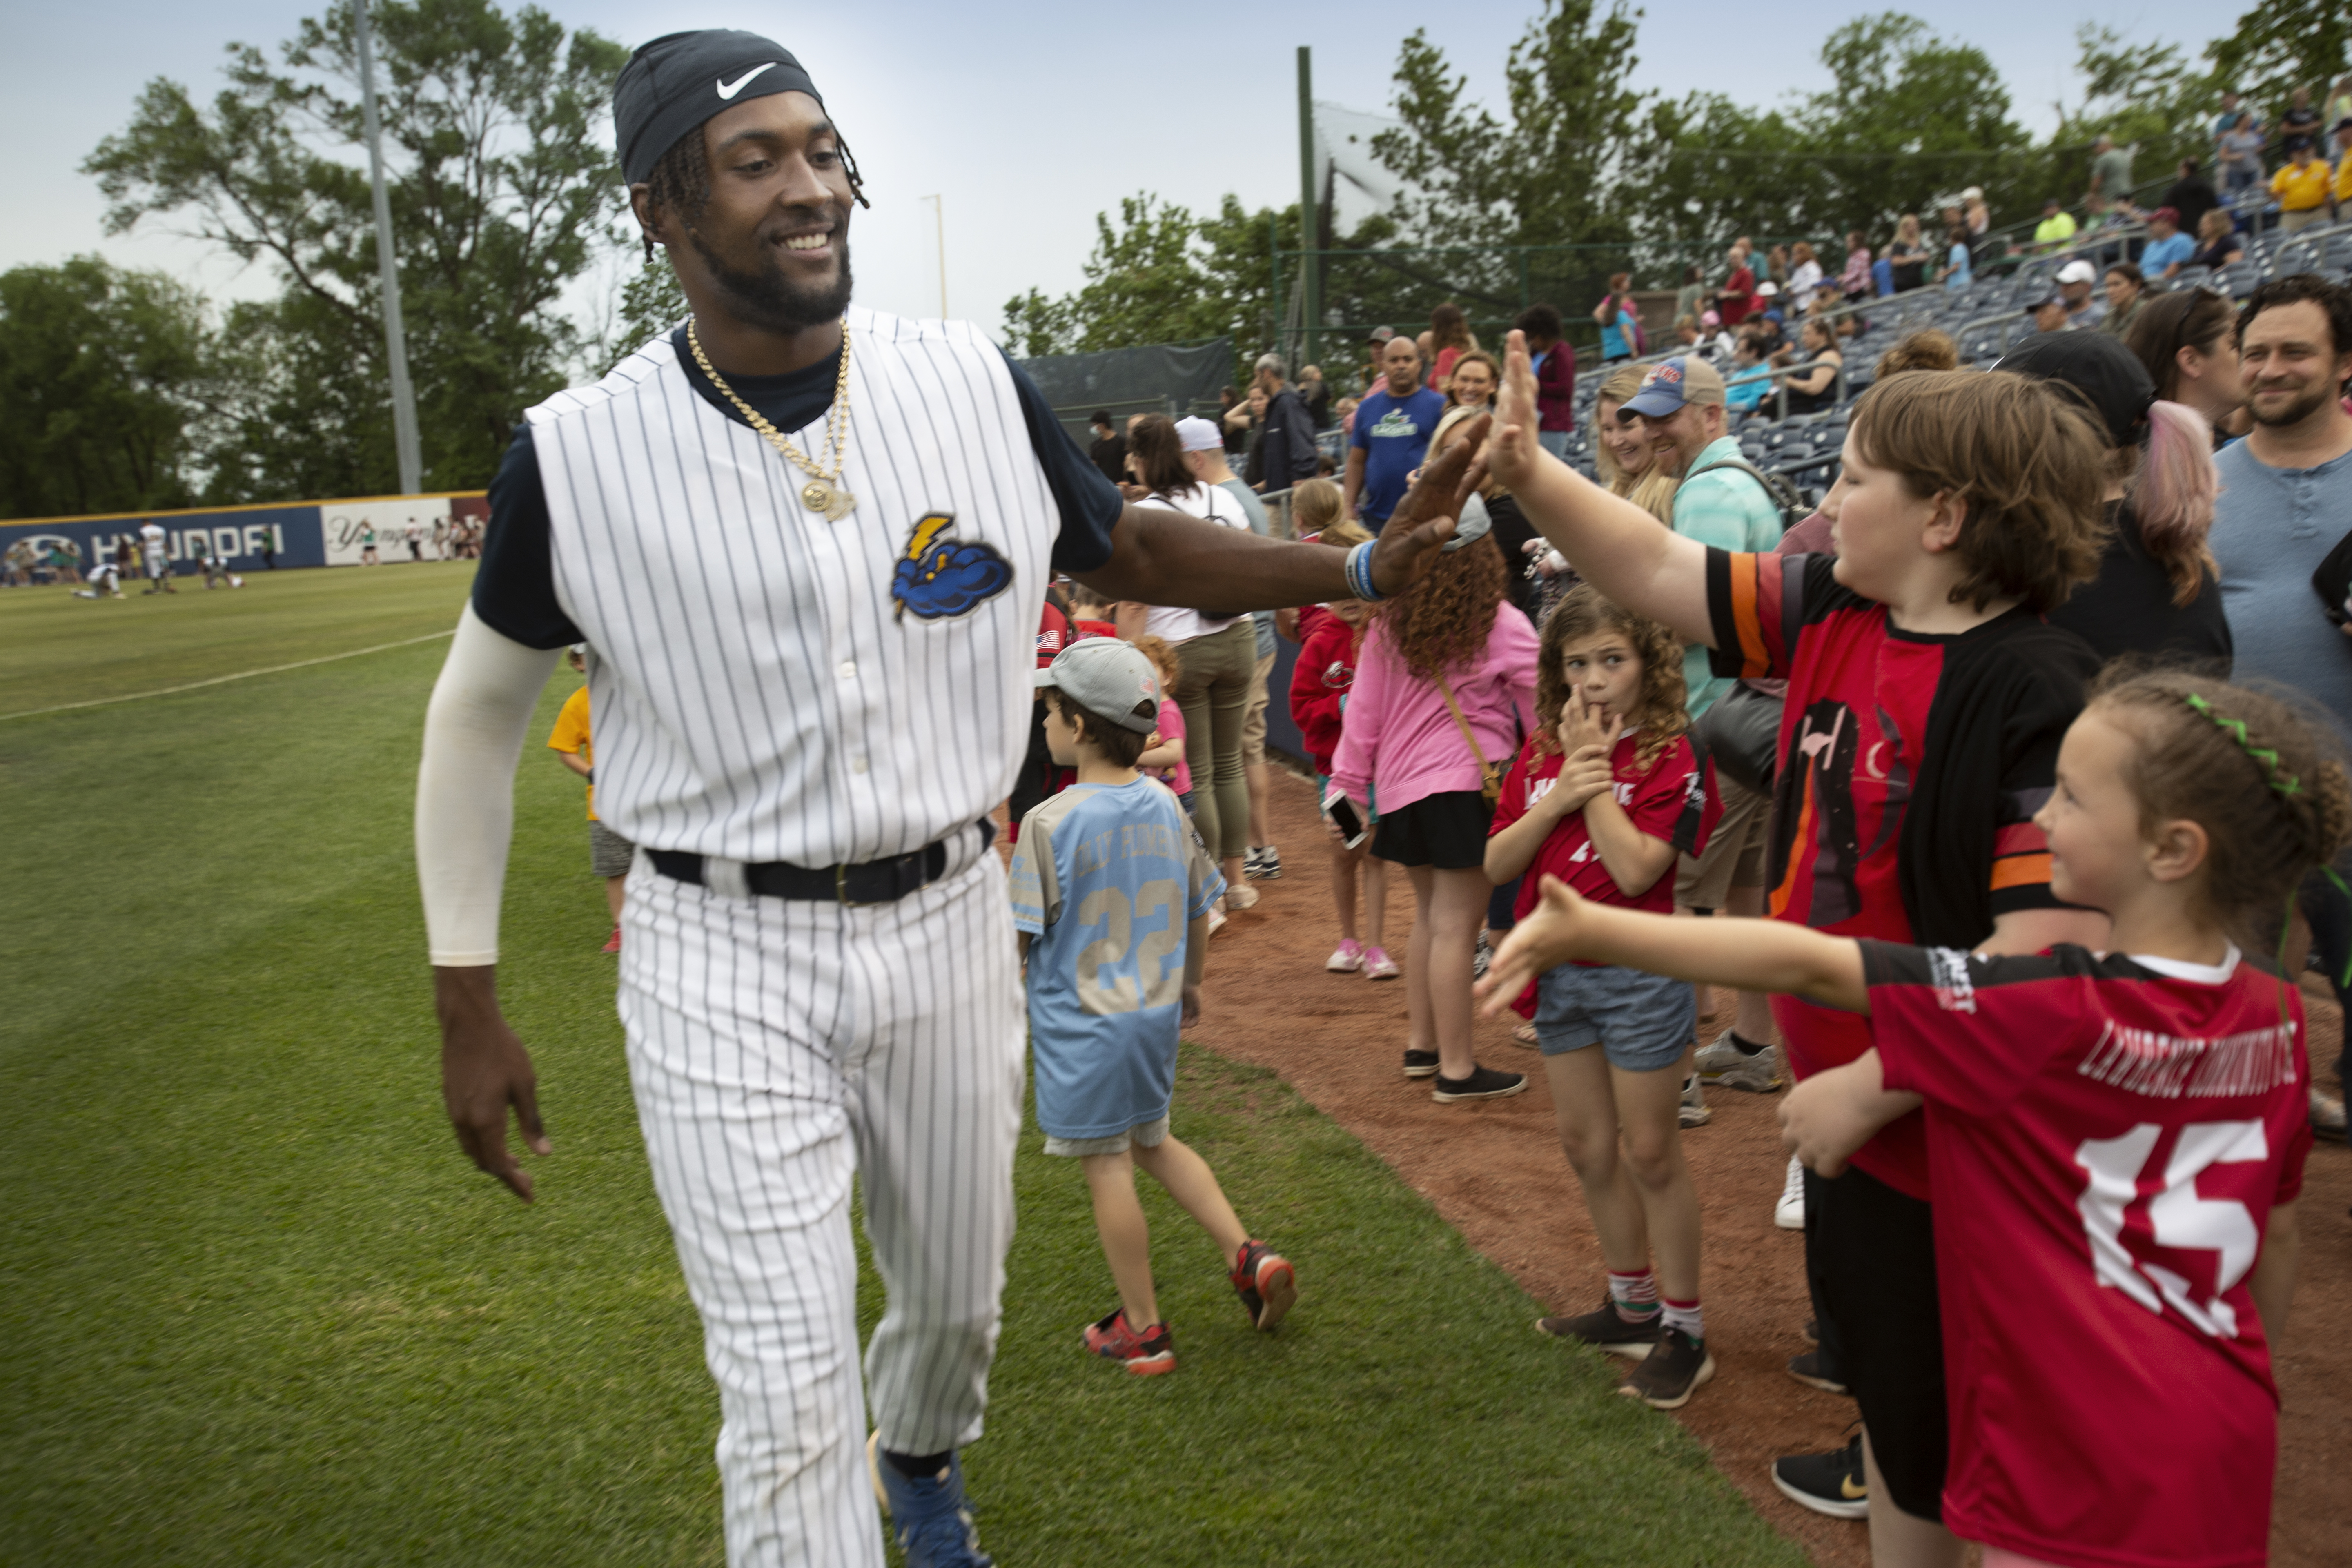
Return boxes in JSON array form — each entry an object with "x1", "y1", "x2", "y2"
[
  {"x1": 588, "y1": 819, "x2": 635, "y2": 879},
  {"x1": 1675, "y1": 770, "x2": 1771, "y2": 909},
  {"x1": 1044, "y1": 1114, "x2": 1170, "y2": 1158},
  {"x1": 1535, "y1": 962, "x2": 1695, "y2": 1071}
]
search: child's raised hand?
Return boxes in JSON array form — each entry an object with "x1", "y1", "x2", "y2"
[
  {"x1": 1474, "y1": 875, "x2": 1591, "y2": 1011},
  {"x1": 1558, "y1": 689, "x2": 1623, "y2": 758}
]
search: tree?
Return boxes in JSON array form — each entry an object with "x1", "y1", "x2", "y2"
[
  {"x1": 2054, "y1": 27, "x2": 2216, "y2": 208},
  {"x1": 85, "y1": 0, "x2": 628, "y2": 498},
  {"x1": 2207, "y1": 0, "x2": 2350, "y2": 122},
  {"x1": 0, "y1": 257, "x2": 223, "y2": 519}
]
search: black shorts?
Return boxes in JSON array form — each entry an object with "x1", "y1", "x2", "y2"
[
  {"x1": 1805, "y1": 1163, "x2": 1946, "y2": 1521},
  {"x1": 1372, "y1": 790, "x2": 1492, "y2": 871}
]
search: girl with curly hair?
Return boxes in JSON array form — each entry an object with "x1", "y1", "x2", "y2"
[
  {"x1": 1327, "y1": 532, "x2": 1537, "y2": 1102},
  {"x1": 1483, "y1": 584, "x2": 1722, "y2": 1409}
]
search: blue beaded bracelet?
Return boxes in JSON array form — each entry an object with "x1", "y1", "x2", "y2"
[{"x1": 1345, "y1": 539, "x2": 1385, "y2": 603}]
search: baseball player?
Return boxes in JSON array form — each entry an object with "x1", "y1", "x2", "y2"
[
  {"x1": 138, "y1": 519, "x2": 174, "y2": 593},
  {"x1": 415, "y1": 29, "x2": 1469, "y2": 1568}
]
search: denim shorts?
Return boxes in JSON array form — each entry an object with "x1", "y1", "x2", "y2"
[{"x1": 1534, "y1": 962, "x2": 1695, "y2": 1071}]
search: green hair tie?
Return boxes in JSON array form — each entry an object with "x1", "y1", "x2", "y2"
[{"x1": 2184, "y1": 693, "x2": 2304, "y2": 797}]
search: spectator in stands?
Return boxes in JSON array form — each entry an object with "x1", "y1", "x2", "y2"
[
  {"x1": 2057, "y1": 259, "x2": 2106, "y2": 330},
  {"x1": 1236, "y1": 383, "x2": 1270, "y2": 485},
  {"x1": 2033, "y1": 196, "x2": 2078, "y2": 250},
  {"x1": 1298, "y1": 363, "x2": 1331, "y2": 427},
  {"x1": 1516, "y1": 303, "x2": 1577, "y2": 457},
  {"x1": 1716, "y1": 245, "x2": 1755, "y2": 326},
  {"x1": 1942, "y1": 222, "x2": 1972, "y2": 292},
  {"x1": 2161, "y1": 160, "x2": 2219, "y2": 239},
  {"x1": 1672, "y1": 315, "x2": 1703, "y2": 353},
  {"x1": 1996, "y1": 331, "x2": 2229, "y2": 671},
  {"x1": 2138, "y1": 207, "x2": 2195, "y2": 281},
  {"x1": 2270, "y1": 136, "x2": 2333, "y2": 234},
  {"x1": 1762, "y1": 245, "x2": 1789, "y2": 291},
  {"x1": 1780, "y1": 317, "x2": 1844, "y2": 415},
  {"x1": 2089, "y1": 134, "x2": 2134, "y2": 202},
  {"x1": 1723, "y1": 333, "x2": 1773, "y2": 417},
  {"x1": 2331, "y1": 76, "x2": 2352, "y2": 135},
  {"x1": 1594, "y1": 363, "x2": 1681, "y2": 524},
  {"x1": 1421, "y1": 303, "x2": 1480, "y2": 393},
  {"x1": 2218, "y1": 118, "x2": 2266, "y2": 202},
  {"x1": 1252, "y1": 353, "x2": 1323, "y2": 491},
  {"x1": 1874, "y1": 328, "x2": 1960, "y2": 378},
  {"x1": 2212, "y1": 90, "x2": 2248, "y2": 145},
  {"x1": 1886, "y1": 215, "x2": 1929, "y2": 290},
  {"x1": 1839, "y1": 230, "x2": 1872, "y2": 301},
  {"x1": 1592, "y1": 274, "x2": 1642, "y2": 366},
  {"x1": 2098, "y1": 263, "x2": 2148, "y2": 339},
  {"x1": 2127, "y1": 287, "x2": 2250, "y2": 447},
  {"x1": 2191, "y1": 205, "x2": 2247, "y2": 272},
  {"x1": 2336, "y1": 117, "x2": 2352, "y2": 209},
  {"x1": 2276, "y1": 85, "x2": 2322, "y2": 151},
  {"x1": 1754, "y1": 280, "x2": 1785, "y2": 330},
  {"x1": 1345, "y1": 334, "x2": 1446, "y2": 532},
  {"x1": 1217, "y1": 385, "x2": 1247, "y2": 456},
  {"x1": 1088, "y1": 411, "x2": 1127, "y2": 486},
  {"x1": 2029, "y1": 286, "x2": 2071, "y2": 336},
  {"x1": 1693, "y1": 310, "x2": 1736, "y2": 366},
  {"x1": 1961, "y1": 187, "x2": 1992, "y2": 253},
  {"x1": 1674, "y1": 264, "x2": 1706, "y2": 325},
  {"x1": 1786, "y1": 242, "x2": 1824, "y2": 305}
]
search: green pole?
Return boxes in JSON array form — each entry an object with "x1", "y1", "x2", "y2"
[
  {"x1": 1297, "y1": 45, "x2": 1320, "y2": 378},
  {"x1": 1269, "y1": 212, "x2": 1283, "y2": 390}
]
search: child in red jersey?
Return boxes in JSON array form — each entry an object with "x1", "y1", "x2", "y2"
[
  {"x1": 1486, "y1": 585, "x2": 1720, "y2": 1410},
  {"x1": 1488, "y1": 350, "x2": 2117, "y2": 1548},
  {"x1": 1482, "y1": 669, "x2": 2340, "y2": 1568}
]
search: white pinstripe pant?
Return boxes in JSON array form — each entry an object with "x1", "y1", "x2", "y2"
[{"x1": 617, "y1": 844, "x2": 1024, "y2": 1568}]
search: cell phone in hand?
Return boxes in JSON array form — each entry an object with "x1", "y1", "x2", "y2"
[{"x1": 1323, "y1": 793, "x2": 1370, "y2": 849}]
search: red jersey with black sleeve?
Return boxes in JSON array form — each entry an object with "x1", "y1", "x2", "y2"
[
  {"x1": 1705, "y1": 548, "x2": 2098, "y2": 1198},
  {"x1": 1861, "y1": 940, "x2": 2310, "y2": 1568},
  {"x1": 1290, "y1": 606, "x2": 1359, "y2": 776},
  {"x1": 1489, "y1": 730, "x2": 1718, "y2": 937}
]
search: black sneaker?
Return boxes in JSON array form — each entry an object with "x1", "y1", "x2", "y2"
[
  {"x1": 1245, "y1": 846, "x2": 1283, "y2": 881},
  {"x1": 1402, "y1": 1049, "x2": 1441, "y2": 1079},
  {"x1": 1431, "y1": 1065, "x2": 1528, "y2": 1102},
  {"x1": 1804, "y1": 1318, "x2": 1819, "y2": 1344},
  {"x1": 1772, "y1": 1432, "x2": 1869, "y2": 1519},
  {"x1": 1786, "y1": 1349, "x2": 1848, "y2": 1394},
  {"x1": 1618, "y1": 1326, "x2": 1715, "y2": 1409},
  {"x1": 1535, "y1": 1296, "x2": 1662, "y2": 1356}
]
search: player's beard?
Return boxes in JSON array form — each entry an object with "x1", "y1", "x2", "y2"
[{"x1": 690, "y1": 228, "x2": 854, "y2": 336}]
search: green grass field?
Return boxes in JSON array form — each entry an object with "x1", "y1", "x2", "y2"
[{"x1": 0, "y1": 566, "x2": 1806, "y2": 1566}]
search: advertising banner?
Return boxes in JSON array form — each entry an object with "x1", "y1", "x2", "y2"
[{"x1": 0, "y1": 492, "x2": 486, "y2": 578}]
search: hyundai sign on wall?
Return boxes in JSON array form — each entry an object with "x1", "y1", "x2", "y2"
[{"x1": 0, "y1": 494, "x2": 488, "y2": 575}]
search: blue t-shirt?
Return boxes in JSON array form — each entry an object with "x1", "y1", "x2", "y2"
[
  {"x1": 1350, "y1": 385, "x2": 1448, "y2": 527},
  {"x1": 2209, "y1": 439, "x2": 2352, "y2": 735},
  {"x1": 1725, "y1": 363, "x2": 1771, "y2": 412},
  {"x1": 2139, "y1": 231, "x2": 2196, "y2": 275},
  {"x1": 1009, "y1": 779, "x2": 1225, "y2": 1139},
  {"x1": 1599, "y1": 306, "x2": 1638, "y2": 360}
]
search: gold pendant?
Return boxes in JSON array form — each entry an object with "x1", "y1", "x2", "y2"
[{"x1": 800, "y1": 479, "x2": 857, "y2": 521}]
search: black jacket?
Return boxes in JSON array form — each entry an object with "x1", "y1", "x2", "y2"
[{"x1": 1258, "y1": 386, "x2": 1321, "y2": 485}]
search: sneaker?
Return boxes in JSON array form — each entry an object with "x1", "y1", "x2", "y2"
[
  {"x1": 1694, "y1": 1028, "x2": 1767, "y2": 1077},
  {"x1": 1230, "y1": 1240, "x2": 1297, "y2": 1330},
  {"x1": 1712, "y1": 1039, "x2": 1784, "y2": 1093},
  {"x1": 1678, "y1": 1074, "x2": 1712, "y2": 1127},
  {"x1": 1771, "y1": 1432, "x2": 1869, "y2": 1519},
  {"x1": 1207, "y1": 906, "x2": 1229, "y2": 939},
  {"x1": 1472, "y1": 931, "x2": 1493, "y2": 979},
  {"x1": 1402, "y1": 1049, "x2": 1442, "y2": 1079},
  {"x1": 1774, "y1": 1155, "x2": 1806, "y2": 1231},
  {"x1": 1326, "y1": 938, "x2": 1365, "y2": 973},
  {"x1": 1618, "y1": 1326, "x2": 1715, "y2": 1409},
  {"x1": 1082, "y1": 1308, "x2": 1175, "y2": 1375},
  {"x1": 2313, "y1": 1088, "x2": 2347, "y2": 1142},
  {"x1": 1245, "y1": 846, "x2": 1283, "y2": 880},
  {"x1": 601, "y1": 926, "x2": 623, "y2": 954},
  {"x1": 1362, "y1": 946, "x2": 1401, "y2": 980},
  {"x1": 866, "y1": 1432, "x2": 997, "y2": 1567},
  {"x1": 1225, "y1": 883, "x2": 1261, "y2": 912},
  {"x1": 1787, "y1": 1348, "x2": 1849, "y2": 1394},
  {"x1": 1535, "y1": 1296, "x2": 1663, "y2": 1357},
  {"x1": 1432, "y1": 1065, "x2": 1528, "y2": 1102}
]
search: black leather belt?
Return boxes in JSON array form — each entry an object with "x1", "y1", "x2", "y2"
[{"x1": 648, "y1": 824, "x2": 988, "y2": 906}]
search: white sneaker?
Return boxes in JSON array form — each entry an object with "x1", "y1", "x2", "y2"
[
  {"x1": 1775, "y1": 1155, "x2": 1806, "y2": 1230},
  {"x1": 1225, "y1": 884, "x2": 1261, "y2": 912},
  {"x1": 1326, "y1": 938, "x2": 1365, "y2": 973},
  {"x1": 1208, "y1": 906, "x2": 1229, "y2": 939},
  {"x1": 1678, "y1": 1073, "x2": 1712, "y2": 1127},
  {"x1": 1711, "y1": 1039, "x2": 1783, "y2": 1094}
]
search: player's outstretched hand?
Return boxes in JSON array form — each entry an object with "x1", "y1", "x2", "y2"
[
  {"x1": 1474, "y1": 874, "x2": 1592, "y2": 1011},
  {"x1": 435, "y1": 966, "x2": 551, "y2": 1202},
  {"x1": 1489, "y1": 330, "x2": 1547, "y2": 495},
  {"x1": 1366, "y1": 415, "x2": 1487, "y2": 595}
]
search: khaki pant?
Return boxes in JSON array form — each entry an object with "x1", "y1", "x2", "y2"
[
  {"x1": 1173, "y1": 619, "x2": 1257, "y2": 862},
  {"x1": 1675, "y1": 771, "x2": 1771, "y2": 910},
  {"x1": 1241, "y1": 647, "x2": 1277, "y2": 768}
]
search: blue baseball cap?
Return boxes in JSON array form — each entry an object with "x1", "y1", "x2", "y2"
[{"x1": 1617, "y1": 356, "x2": 1728, "y2": 421}]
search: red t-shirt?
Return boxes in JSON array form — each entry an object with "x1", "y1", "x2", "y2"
[
  {"x1": 1708, "y1": 550, "x2": 2079, "y2": 1198},
  {"x1": 1489, "y1": 729, "x2": 1718, "y2": 942},
  {"x1": 1034, "y1": 601, "x2": 1072, "y2": 668},
  {"x1": 1864, "y1": 940, "x2": 2311, "y2": 1568},
  {"x1": 1719, "y1": 266, "x2": 1756, "y2": 324}
]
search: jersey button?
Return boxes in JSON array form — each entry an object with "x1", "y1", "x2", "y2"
[
  {"x1": 850, "y1": 756, "x2": 869, "y2": 775},
  {"x1": 838, "y1": 660, "x2": 857, "y2": 679}
]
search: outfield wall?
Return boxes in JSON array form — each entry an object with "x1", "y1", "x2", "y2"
[{"x1": 0, "y1": 492, "x2": 488, "y2": 575}]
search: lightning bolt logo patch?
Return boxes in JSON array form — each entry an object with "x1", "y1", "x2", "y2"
[{"x1": 891, "y1": 511, "x2": 1013, "y2": 621}]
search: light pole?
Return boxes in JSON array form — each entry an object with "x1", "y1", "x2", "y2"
[
  {"x1": 924, "y1": 194, "x2": 947, "y2": 319},
  {"x1": 353, "y1": 0, "x2": 421, "y2": 495}
]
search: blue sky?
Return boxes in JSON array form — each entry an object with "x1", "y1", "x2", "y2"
[{"x1": 7, "y1": 0, "x2": 2229, "y2": 344}]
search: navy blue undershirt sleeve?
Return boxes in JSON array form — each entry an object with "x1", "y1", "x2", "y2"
[
  {"x1": 471, "y1": 425, "x2": 584, "y2": 650},
  {"x1": 998, "y1": 349, "x2": 1123, "y2": 575}
]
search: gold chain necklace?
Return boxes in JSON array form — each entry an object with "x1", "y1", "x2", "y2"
[{"x1": 686, "y1": 317, "x2": 858, "y2": 521}]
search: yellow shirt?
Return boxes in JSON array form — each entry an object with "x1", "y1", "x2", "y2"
[
  {"x1": 2034, "y1": 213, "x2": 2078, "y2": 245},
  {"x1": 2271, "y1": 159, "x2": 2333, "y2": 212},
  {"x1": 2338, "y1": 155, "x2": 2352, "y2": 204},
  {"x1": 548, "y1": 684, "x2": 596, "y2": 820}
]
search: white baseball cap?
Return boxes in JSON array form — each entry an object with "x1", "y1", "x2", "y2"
[
  {"x1": 1961, "y1": 185, "x2": 1983, "y2": 202},
  {"x1": 1174, "y1": 416, "x2": 1223, "y2": 452},
  {"x1": 2056, "y1": 259, "x2": 2098, "y2": 285}
]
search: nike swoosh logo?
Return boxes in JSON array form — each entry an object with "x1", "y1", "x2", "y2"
[
  {"x1": 1840, "y1": 1477, "x2": 1868, "y2": 1500},
  {"x1": 716, "y1": 62, "x2": 777, "y2": 99}
]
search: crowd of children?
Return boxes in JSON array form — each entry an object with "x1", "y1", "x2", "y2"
[{"x1": 988, "y1": 301, "x2": 2343, "y2": 1568}]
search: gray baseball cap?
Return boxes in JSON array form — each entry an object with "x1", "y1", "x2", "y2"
[{"x1": 1034, "y1": 637, "x2": 1162, "y2": 732}]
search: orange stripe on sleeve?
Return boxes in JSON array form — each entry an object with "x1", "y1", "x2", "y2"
[
  {"x1": 1989, "y1": 853, "x2": 2053, "y2": 891},
  {"x1": 1731, "y1": 554, "x2": 1768, "y2": 677}
]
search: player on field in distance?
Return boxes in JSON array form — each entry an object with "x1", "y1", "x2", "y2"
[
  {"x1": 1009, "y1": 639, "x2": 1297, "y2": 1376},
  {"x1": 1486, "y1": 341, "x2": 2113, "y2": 1552},
  {"x1": 1483, "y1": 669, "x2": 2334, "y2": 1568},
  {"x1": 1487, "y1": 586, "x2": 1722, "y2": 1410},
  {"x1": 546, "y1": 647, "x2": 632, "y2": 953}
]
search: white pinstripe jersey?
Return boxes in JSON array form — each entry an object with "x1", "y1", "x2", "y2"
[{"x1": 526, "y1": 308, "x2": 1054, "y2": 865}]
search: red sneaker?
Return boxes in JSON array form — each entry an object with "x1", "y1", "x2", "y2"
[
  {"x1": 601, "y1": 927, "x2": 622, "y2": 953},
  {"x1": 1082, "y1": 1309, "x2": 1174, "y2": 1375},
  {"x1": 1229, "y1": 1240, "x2": 1297, "y2": 1331}
]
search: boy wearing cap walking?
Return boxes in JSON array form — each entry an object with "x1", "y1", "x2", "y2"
[{"x1": 1009, "y1": 639, "x2": 1298, "y2": 1375}]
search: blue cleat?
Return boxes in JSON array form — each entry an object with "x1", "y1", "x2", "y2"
[{"x1": 866, "y1": 1432, "x2": 994, "y2": 1567}]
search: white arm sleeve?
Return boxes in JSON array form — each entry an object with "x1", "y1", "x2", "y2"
[{"x1": 416, "y1": 603, "x2": 564, "y2": 966}]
